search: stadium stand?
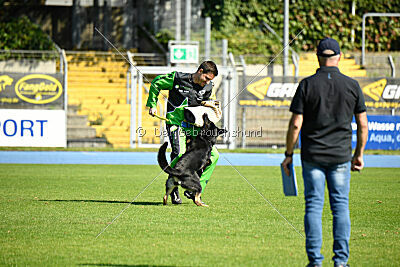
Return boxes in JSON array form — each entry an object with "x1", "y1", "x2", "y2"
[
  {"x1": 67, "y1": 104, "x2": 108, "y2": 147},
  {"x1": 67, "y1": 52, "x2": 166, "y2": 148},
  {"x1": 297, "y1": 53, "x2": 367, "y2": 77}
]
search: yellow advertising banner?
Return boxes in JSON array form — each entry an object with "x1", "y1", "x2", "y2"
[
  {"x1": 239, "y1": 76, "x2": 400, "y2": 109},
  {"x1": 0, "y1": 73, "x2": 64, "y2": 108}
]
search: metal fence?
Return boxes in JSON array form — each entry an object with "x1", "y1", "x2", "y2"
[{"x1": 2, "y1": 48, "x2": 399, "y2": 149}]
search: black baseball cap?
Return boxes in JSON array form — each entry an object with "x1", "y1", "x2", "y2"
[{"x1": 317, "y1": 37, "x2": 340, "y2": 57}]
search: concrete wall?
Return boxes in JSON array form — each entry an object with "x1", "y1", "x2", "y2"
[
  {"x1": 0, "y1": 60, "x2": 56, "y2": 74},
  {"x1": 353, "y1": 52, "x2": 400, "y2": 78}
]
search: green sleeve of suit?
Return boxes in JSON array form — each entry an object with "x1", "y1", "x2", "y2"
[
  {"x1": 146, "y1": 71, "x2": 176, "y2": 108},
  {"x1": 199, "y1": 146, "x2": 219, "y2": 193}
]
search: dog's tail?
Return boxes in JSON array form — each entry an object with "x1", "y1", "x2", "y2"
[{"x1": 158, "y1": 142, "x2": 182, "y2": 176}]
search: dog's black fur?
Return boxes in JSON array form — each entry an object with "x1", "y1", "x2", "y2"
[{"x1": 158, "y1": 114, "x2": 226, "y2": 206}]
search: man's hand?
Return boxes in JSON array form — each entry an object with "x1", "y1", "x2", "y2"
[
  {"x1": 281, "y1": 113, "x2": 302, "y2": 176},
  {"x1": 281, "y1": 156, "x2": 293, "y2": 176},
  {"x1": 351, "y1": 154, "x2": 364, "y2": 172},
  {"x1": 149, "y1": 107, "x2": 157, "y2": 117},
  {"x1": 352, "y1": 112, "x2": 368, "y2": 172}
]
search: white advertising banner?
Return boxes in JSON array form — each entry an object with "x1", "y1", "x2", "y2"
[{"x1": 0, "y1": 109, "x2": 66, "y2": 147}]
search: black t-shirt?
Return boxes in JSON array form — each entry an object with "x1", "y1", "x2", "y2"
[
  {"x1": 146, "y1": 71, "x2": 213, "y2": 125},
  {"x1": 290, "y1": 66, "x2": 367, "y2": 164},
  {"x1": 168, "y1": 72, "x2": 213, "y2": 112}
]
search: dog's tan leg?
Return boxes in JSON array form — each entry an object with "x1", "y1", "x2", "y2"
[
  {"x1": 163, "y1": 194, "x2": 168, "y2": 205},
  {"x1": 194, "y1": 193, "x2": 208, "y2": 207},
  {"x1": 163, "y1": 177, "x2": 176, "y2": 206}
]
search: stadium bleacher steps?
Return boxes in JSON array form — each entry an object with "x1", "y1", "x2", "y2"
[
  {"x1": 66, "y1": 104, "x2": 108, "y2": 147},
  {"x1": 297, "y1": 53, "x2": 367, "y2": 77},
  {"x1": 67, "y1": 52, "x2": 164, "y2": 148}
]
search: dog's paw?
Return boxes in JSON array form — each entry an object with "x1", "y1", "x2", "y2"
[
  {"x1": 163, "y1": 195, "x2": 168, "y2": 205},
  {"x1": 195, "y1": 201, "x2": 209, "y2": 207}
]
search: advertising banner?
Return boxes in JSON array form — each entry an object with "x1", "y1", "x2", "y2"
[
  {"x1": 352, "y1": 115, "x2": 400, "y2": 150},
  {"x1": 239, "y1": 76, "x2": 400, "y2": 110},
  {"x1": 0, "y1": 73, "x2": 64, "y2": 109},
  {"x1": 239, "y1": 76, "x2": 298, "y2": 107},
  {"x1": 358, "y1": 78, "x2": 400, "y2": 109},
  {"x1": 0, "y1": 109, "x2": 66, "y2": 147}
]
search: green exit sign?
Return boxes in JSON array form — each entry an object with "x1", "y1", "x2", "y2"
[{"x1": 170, "y1": 45, "x2": 199, "y2": 63}]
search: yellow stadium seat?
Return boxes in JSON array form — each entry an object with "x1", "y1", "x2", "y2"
[
  {"x1": 296, "y1": 53, "x2": 367, "y2": 77},
  {"x1": 67, "y1": 52, "x2": 165, "y2": 147}
]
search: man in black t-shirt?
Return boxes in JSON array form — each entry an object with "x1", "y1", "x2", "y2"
[{"x1": 282, "y1": 38, "x2": 368, "y2": 267}]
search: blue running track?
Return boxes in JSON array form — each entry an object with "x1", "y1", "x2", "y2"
[{"x1": 0, "y1": 151, "x2": 399, "y2": 168}]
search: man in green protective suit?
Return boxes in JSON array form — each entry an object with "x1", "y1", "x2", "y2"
[{"x1": 146, "y1": 61, "x2": 220, "y2": 205}]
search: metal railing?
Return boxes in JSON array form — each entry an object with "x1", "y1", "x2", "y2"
[
  {"x1": 0, "y1": 49, "x2": 61, "y2": 73},
  {"x1": 354, "y1": 53, "x2": 399, "y2": 78},
  {"x1": 388, "y1": 55, "x2": 396, "y2": 78},
  {"x1": 361, "y1": 13, "x2": 400, "y2": 66}
]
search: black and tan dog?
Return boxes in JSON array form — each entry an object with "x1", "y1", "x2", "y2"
[{"x1": 158, "y1": 114, "x2": 226, "y2": 207}]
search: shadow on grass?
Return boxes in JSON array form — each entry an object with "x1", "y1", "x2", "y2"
[{"x1": 38, "y1": 199, "x2": 162, "y2": 206}]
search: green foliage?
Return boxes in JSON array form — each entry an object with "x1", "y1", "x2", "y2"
[
  {"x1": 203, "y1": 0, "x2": 400, "y2": 56},
  {"x1": 89, "y1": 112, "x2": 104, "y2": 126},
  {"x1": 155, "y1": 28, "x2": 174, "y2": 50},
  {"x1": 0, "y1": 15, "x2": 56, "y2": 51},
  {"x1": 214, "y1": 27, "x2": 282, "y2": 63}
]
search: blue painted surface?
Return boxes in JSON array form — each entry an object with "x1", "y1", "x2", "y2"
[{"x1": 0, "y1": 151, "x2": 399, "y2": 168}]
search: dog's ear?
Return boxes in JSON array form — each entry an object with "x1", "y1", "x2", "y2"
[
  {"x1": 202, "y1": 113, "x2": 210, "y2": 124},
  {"x1": 217, "y1": 128, "x2": 228, "y2": 136}
]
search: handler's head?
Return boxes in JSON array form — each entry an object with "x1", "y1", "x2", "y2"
[
  {"x1": 193, "y1": 61, "x2": 218, "y2": 87},
  {"x1": 317, "y1": 37, "x2": 341, "y2": 67}
]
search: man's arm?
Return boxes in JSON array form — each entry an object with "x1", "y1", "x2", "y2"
[
  {"x1": 146, "y1": 72, "x2": 175, "y2": 116},
  {"x1": 282, "y1": 113, "x2": 303, "y2": 175},
  {"x1": 352, "y1": 112, "x2": 368, "y2": 171}
]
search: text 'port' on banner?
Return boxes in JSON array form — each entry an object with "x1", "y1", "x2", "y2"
[{"x1": 0, "y1": 109, "x2": 66, "y2": 147}]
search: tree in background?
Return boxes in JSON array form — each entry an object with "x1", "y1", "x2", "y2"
[
  {"x1": 203, "y1": 0, "x2": 400, "y2": 56},
  {"x1": 0, "y1": 0, "x2": 55, "y2": 51}
]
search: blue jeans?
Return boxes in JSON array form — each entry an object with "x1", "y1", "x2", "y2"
[{"x1": 302, "y1": 160, "x2": 351, "y2": 266}]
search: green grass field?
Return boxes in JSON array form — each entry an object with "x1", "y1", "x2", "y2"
[{"x1": 0, "y1": 164, "x2": 399, "y2": 266}]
